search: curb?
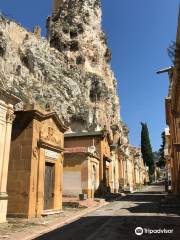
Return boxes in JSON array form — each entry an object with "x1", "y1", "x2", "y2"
[{"x1": 23, "y1": 201, "x2": 109, "y2": 240}]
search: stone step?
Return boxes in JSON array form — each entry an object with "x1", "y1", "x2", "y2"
[{"x1": 42, "y1": 209, "x2": 63, "y2": 216}]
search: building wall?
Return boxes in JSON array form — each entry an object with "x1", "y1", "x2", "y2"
[
  {"x1": 7, "y1": 108, "x2": 65, "y2": 218},
  {"x1": 165, "y1": 11, "x2": 180, "y2": 194},
  {"x1": 165, "y1": 73, "x2": 180, "y2": 194},
  {"x1": 7, "y1": 119, "x2": 33, "y2": 218},
  {"x1": 63, "y1": 154, "x2": 85, "y2": 197},
  {"x1": 109, "y1": 150, "x2": 119, "y2": 193},
  {"x1": 63, "y1": 153, "x2": 99, "y2": 198},
  {"x1": 168, "y1": 111, "x2": 180, "y2": 193},
  {"x1": 65, "y1": 133, "x2": 111, "y2": 185}
]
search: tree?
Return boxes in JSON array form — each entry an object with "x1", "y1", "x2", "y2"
[
  {"x1": 167, "y1": 41, "x2": 176, "y2": 64},
  {"x1": 141, "y1": 122, "x2": 154, "y2": 177},
  {"x1": 157, "y1": 131, "x2": 166, "y2": 168},
  {"x1": 167, "y1": 41, "x2": 180, "y2": 66}
]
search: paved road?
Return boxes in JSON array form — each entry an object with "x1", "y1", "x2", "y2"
[{"x1": 35, "y1": 183, "x2": 180, "y2": 240}]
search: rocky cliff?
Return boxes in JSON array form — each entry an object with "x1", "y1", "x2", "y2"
[{"x1": 0, "y1": 0, "x2": 121, "y2": 136}]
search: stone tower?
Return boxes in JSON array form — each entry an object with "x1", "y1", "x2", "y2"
[
  {"x1": 47, "y1": 0, "x2": 121, "y2": 134},
  {"x1": 52, "y1": 0, "x2": 65, "y2": 16}
]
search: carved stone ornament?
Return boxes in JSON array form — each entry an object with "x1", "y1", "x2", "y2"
[
  {"x1": 40, "y1": 126, "x2": 61, "y2": 146},
  {"x1": 0, "y1": 108, "x2": 6, "y2": 121},
  {"x1": 6, "y1": 110, "x2": 15, "y2": 123},
  {"x1": 33, "y1": 146, "x2": 39, "y2": 160}
]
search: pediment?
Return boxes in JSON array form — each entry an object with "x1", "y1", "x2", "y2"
[{"x1": 39, "y1": 118, "x2": 63, "y2": 148}]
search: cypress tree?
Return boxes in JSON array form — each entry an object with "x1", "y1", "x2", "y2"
[
  {"x1": 141, "y1": 122, "x2": 154, "y2": 177},
  {"x1": 157, "y1": 131, "x2": 166, "y2": 168}
]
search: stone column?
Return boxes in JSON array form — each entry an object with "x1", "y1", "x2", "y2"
[
  {"x1": 0, "y1": 88, "x2": 20, "y2": 223},
  {"x1": 0, "y1": 110, "x2": 14, "y2": 201}
]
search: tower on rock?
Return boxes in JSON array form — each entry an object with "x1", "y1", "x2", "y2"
[{"x1": 52, "y1": 0, "x2": 66, "y2": 16}]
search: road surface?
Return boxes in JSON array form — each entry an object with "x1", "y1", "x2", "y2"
[{"x1": 35, "y1": 183, "x2": 180, "y2": 240}]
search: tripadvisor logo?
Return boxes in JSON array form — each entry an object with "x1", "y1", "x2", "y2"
[
  {"x1": 135, "y1": 227, "x2": 174, "y2": 235},
  {"x1": 135, "y1": 227, "x2": 143, "y2": 236}
]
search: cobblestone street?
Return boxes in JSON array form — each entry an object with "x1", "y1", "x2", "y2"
[{"x1": 36, "y1": 183, "x2": 180, "y2": 240}]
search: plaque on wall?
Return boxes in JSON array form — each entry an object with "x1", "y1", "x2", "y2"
[{"x1": 45, "y1": 149, "x2": 59, "y2": 159}]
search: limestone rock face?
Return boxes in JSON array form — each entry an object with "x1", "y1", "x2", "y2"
[
  {"x1": 48, "y1": 0, "x2": 121, "y2": 131},
  {"x1": 0, "y1": 17, "x2": 85, "y2": 126},
  {"x1": 0, "y1": 0, "x2": 121, "y2": 135}
]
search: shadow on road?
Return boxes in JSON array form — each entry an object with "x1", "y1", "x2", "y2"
[
  {"x1": 125, "y1": 198, "x2": 180, "y2": 216},
  {"x1": 34, "y1": 215, "x2": 180, "y2": 240},
  {"x1": 34, "y1": 183, "x2": 180, "y2": 240}
]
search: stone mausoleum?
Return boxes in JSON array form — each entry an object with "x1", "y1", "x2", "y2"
[
  {"x1": 0, "y1": 88, "x2": 20, "y2": 223},
  {"x1": 7, "y1": 104, "x2": 68, "y2": 218},
  {"x1": 63, "y1": 131, "x2": 112, "y2": 198},
  {"x1": 64, "y1": 147, "x2": 100, "y2": 198}
]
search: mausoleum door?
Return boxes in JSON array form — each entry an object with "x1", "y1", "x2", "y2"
[{"x1": 44, "y1": 162, "x2": 55, "y2": 210}]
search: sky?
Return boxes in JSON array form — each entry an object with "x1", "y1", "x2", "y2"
[{"x1": 0, "y1": 0, "x2": 179, "y2": 151}]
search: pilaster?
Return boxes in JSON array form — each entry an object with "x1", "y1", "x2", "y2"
[{"x1": 0, "y1": 88, "x2": 20, "y2": 223}]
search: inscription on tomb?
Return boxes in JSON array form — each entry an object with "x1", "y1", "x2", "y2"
[{"x1": 45, "y1": 149, "x2": 59, "y2": 159}]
